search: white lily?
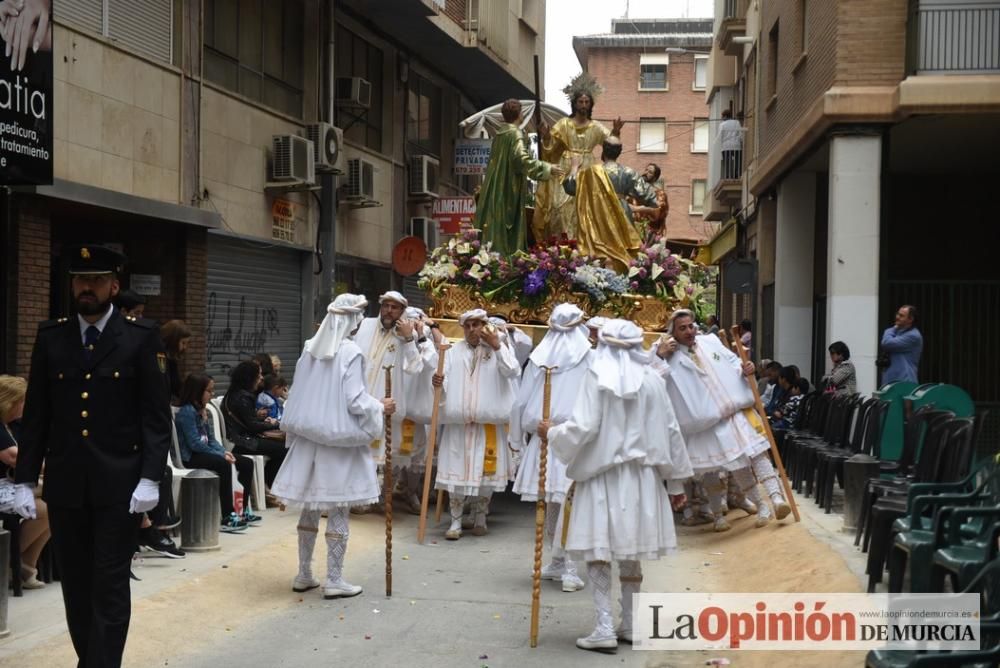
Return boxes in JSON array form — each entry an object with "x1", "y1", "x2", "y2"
[
  {"x1": 651, "y1": 263, "x2": 664, "y2": 280},
  {"x1": 628, "y1": 266, "x2": 642, "y2": 278}
]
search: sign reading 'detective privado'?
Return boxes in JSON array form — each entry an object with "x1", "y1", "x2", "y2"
[
  {"x1": 454, "y1": 138, "x2": 491, "y2": 175},
  {"x1": 0, "y1": 0, "x2": 54, "y2": 185}
]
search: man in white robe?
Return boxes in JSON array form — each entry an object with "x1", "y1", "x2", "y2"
[
  {"x1": 432, "y1": 309, "x2": 519, "y2": 539},
  {"x1": 656, "y1": 309, "x2": 791, "y2": 531},
  {"x1": 488, "y1": 315, "x2": 533, "y2": 367},
  {"x1": 271, "y1": 294, "x2": 395, "y2": 599},
  {"x1": 351, "y1": 291, "x2": 423, "y2": 513},
  {"x1": 585, "y1": 316, "x2": 607, "y2": 348},
  {"x1": 511, "y1": 304, "x2": 591, "y2": 593},
  {"x1": 539, "y1": 319, "x2": 692, "y2": 652},
  {"x1": 395, "y1": 306, "x2": 445, "y2": 514}
]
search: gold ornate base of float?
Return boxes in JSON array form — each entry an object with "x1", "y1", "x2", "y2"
[{"x1": 427, "y1": 284, "x2": 679, "y2": 332}]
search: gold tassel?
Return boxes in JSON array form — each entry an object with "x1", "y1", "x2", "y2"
[
  {"x1": 483, "y1": 424, "x2": 497, "y2": 476},
  {"x1": 743, "y1": 407, "x2": 767, "y2": 436},
  {"x1": 370, "y1": 439, "x2": 381, "y2": 450},
  {"x1": 401, "y1": 419, "x2": 415, "y2": 456}
]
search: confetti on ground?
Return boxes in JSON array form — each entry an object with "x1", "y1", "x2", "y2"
[
  {"x1": 402, "y1": 555, "x2": 410, "y2": 560},
  {"x1": 706, "y1": 659, "x2": 731, "y2": 666},
  {"x1": 479, "y1": 654, "x2": 489, "y2": 659},
  {"x1": 364, "y1": 634, "x2": 372, "y2": 640},
  {"x1": 710, "y1": 551, "x2": 724, "y2": 555},
  {"x1": 372, "y1": 609, "x2": 381, "y2": 614},
  {"x1": 493, "y1": 614, "x2": 501, "y2": 619},
  {"x1": 409, "y1": 600, "x2": 416, "y2": 606}
]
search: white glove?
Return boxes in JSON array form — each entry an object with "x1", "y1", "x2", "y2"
[
  {"x1": 129, "y1": 478, "x2": 160, "y2": 514},
  {"x1": 13, "y1": 483, "x2": 37, "y2": 520}
]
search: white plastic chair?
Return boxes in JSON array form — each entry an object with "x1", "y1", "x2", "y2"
[{"x1": 168, "y1": 407, "x2": 195, "y2": 513}]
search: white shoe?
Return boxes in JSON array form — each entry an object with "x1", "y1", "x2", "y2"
[
  {"x1": 773, "y1": 497, "x2": 792, "y2": 520},
  {"x1": 323, "y1": 580, "x2": 362, "y2": 599},
  {"x1": 461, "y1": 514, "x2": 475, "y2": 530},
  {"x1": 738, "y1": 497, "x2": 758, "y2": 515},
  {"x1": 540, "y1": 560, "x2": 565, "y2": 580},
  {"x1": 445, "y1": 518, "x2": 462, "y2": 540},
  {"x1": 615, "y1": 626, "x2": 635, "y2": 644},
  {"x1": 576, "y1": 630, "x2": 618, "y2": 652},
  {"x1": 292, "y1": 575, "x2": 321, "y2": 592},
  {"x1": 561, "y1": 573, "x2": 585, "y2": 592},
  {"x1": 755, "y1": 503, "x2": 773, "y2": 528},
  {"x1": 713, "y1": 516, "x2": 731, "y2": 532}
]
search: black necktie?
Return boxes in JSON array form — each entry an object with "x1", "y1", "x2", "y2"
[{"x1": 84, "y1": 325, "x2": 100, "y2": 360}]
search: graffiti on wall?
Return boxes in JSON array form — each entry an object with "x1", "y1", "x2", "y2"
[{"x1": 206, "y1": 292, "x2": 281, "y2": 376}]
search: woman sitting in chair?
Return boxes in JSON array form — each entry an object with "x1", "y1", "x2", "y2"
[
  {"x1": 0, "y1": 375, "x2": 51, "y2": 589},
  {"x1": 176, "y1": 373, "x2": 259, "y2": 532},
  {"x1": 222, "y1": 361, "x2": 287, "y2": 502}
]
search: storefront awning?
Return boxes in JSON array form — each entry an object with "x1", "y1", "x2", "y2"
[{"x1": 705, "y1": 219, "x2": 737, "y2": 265}]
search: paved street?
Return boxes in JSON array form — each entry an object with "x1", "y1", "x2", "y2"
[{"x1": 3, "y1": 491, "x2": 868, "y2": 668}]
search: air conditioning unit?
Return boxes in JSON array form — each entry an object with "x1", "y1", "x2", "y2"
[
  {"x1": 305, "y1": 123, "x2": 345, "y2": 174},
  {"x1": 345, "y1": 158, "x2": 375, "y2": 201},
  {"x1": 408, "y1": 155, "x2": 439, "y2": 199},
  {"x1": 271, "y1": 135, "x2": 315, "y2": 184},
  {"x1": 335, "y1": 77, "x2": 371, "y2": 109},
  {"x1": 409, "y1": 216, "x2": 438, "y2": 249}
]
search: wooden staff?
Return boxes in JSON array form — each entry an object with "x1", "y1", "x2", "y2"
[
  {"x1": 418, "y1": 343, "x2": 451, "y2": 544},
  {"x1": 530, "y1": 365, "x2": 557, "y2": 648},
  {"x1": 728, "y1": 326, "x2": 800, "y2": 522},
  {"x1": 434, "y1": 489, "x2": 445, "y2": 525},
  {"x1": 383, "y1": 364, "x2": 394, "y2": 596}
]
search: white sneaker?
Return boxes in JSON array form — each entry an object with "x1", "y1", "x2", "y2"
[
  {"x1": 323, "y1": 580, "x2": 363, "y2": 599},
  {"x1": 540, "y1": 560, "x2": 565, "y2": 580},
  {"x1": 445, "y1": 519, "x2": 462, "y2": 540},
  {"x1": 755, "y1": 503, "x2": 773, "y2": 528},
  {"x1": 738, "y1": 497, "x2": 758, "y2": 515},
  {"x1": 292, "y1": 575, "x2": 321, "y2": 592},
  {"x1": 773, "y1": 497, "x2": 792, "y2": 520},
  {"x1": 576, "y1": 630, "x2": 618, "y2": 652},
  {"x1": 713, "y1": 516, "x2": 731, "y2": 532},
  {"x1": 561, "y1": 573, "x2": 585, "y2": 592}
]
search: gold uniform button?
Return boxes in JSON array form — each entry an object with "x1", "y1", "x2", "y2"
[
  {"x1": 58, "y1": 373, "x2": 64, "y2": 379},
  {"x1": 81, "y1": 392, "x2": 89, "y2": 400},
  {"x1": 85, "y1": 373, "x2": 92, "y2": 380},
  {"x1": 114, "y1": 371, "x2": 120, "y2": 379},
  {"x1": 81, "y1": 429, "x2": 89, "y2": 437},
  {"x1": 81, "y1": 410, "x2": 88, "y2": 418}
]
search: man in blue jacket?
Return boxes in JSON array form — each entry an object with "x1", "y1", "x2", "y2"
[{"x1": 880, "y1": 304, "x2": 923, "y2": 384}]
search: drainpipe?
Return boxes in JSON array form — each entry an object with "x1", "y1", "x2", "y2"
[{"x1": 316, "y1": 0, "x2": 337, "y2": 321}]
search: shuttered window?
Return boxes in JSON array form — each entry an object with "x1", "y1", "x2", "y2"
[
  {"x1": 206, "y1": 235, "x2": 305, "y2": 392},
  {"x1": 57, "y1": 0, "x2": 173, "y2": 64}
]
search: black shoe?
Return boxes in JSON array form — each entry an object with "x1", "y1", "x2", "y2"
[{"x1": 139, "y1": 529, "x2": 186, "y2": 559}]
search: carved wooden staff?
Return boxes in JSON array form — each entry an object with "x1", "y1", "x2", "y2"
[
  {"x1": 530, "y1": 365, "x2": 557, "y2": 648},
  {"x1": 383, "y1": 364, "x2": 394, "y2": 596},
  {"x1": 418, "y1": 343, "x2": 451, "y2": 544},
  {"x1": 728, "y1": 326, "x2": 800, "y2": 522}
]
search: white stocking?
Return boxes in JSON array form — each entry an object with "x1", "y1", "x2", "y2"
[
  {"x1": 297, "y1": 509, "x2": 321, "y2": 581},
  {"x1": 584, "y1": 561, "x2": 615, "y2": 640},
  {"x1": 703, "y1": 473, "x2": 728, "y2": 516},
  {"x1": 732, "y1": 466, "x2": 769, "y2": 519},
  {"x1": 618, "y1": 560, "x2": 643, "y2": 635},
  {"x1": 324, "y1": 507, "x2": 350, "y2": 585},
  {"x1": 752, "y1": 453, "x2": 785, "y2": 501},
  {"x1": 545, "y1": 503, "x2": 566, "y2": 568}
]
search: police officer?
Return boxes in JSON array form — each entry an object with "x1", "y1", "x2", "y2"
[{"x1": 12, "y1": 244, "x2": 172, "y2": 668}]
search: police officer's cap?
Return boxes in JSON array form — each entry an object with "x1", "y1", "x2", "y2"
[{"x1": 67, "y1": 244, "x2": 127, "y2": 276}]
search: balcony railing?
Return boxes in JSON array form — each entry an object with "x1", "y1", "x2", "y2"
[
  {"x1": 907, "y1": 0, "x2": 1000, "y2": 74},
  {"x1": 723, "y1": 0, "x2": 749, "y2": 20},
  {"x1": 719, "y1": 0, "x2": 749, "y2": 56},
  {"x1": 467, "y1": 0, "x2": 509, "y2": 61}
]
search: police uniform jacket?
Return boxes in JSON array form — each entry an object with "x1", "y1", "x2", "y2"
[{"x1": 15, "y1": 308, "x2": 172, "y2": 507}]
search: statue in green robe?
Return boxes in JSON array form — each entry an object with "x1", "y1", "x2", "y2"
[{"x1": 474, "y1": 99, "x2": 563, "y2": 256}]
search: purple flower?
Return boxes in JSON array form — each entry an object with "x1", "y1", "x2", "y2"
[
  {"x1": 524, "y1": 269, "x2": 549, "y2": 296},
  {"x1": 638, "y1": 268, "x2": 648, "y2": 278},
  {"x1": 685, "y1": 285, "x2": 694, "y2": 295},
  {"x1": 630, "y1": 281, "x2": 639, "y2": 290}
]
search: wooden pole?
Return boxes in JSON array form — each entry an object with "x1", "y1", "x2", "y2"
[
  {"x1": 728, "y1": 326, "x2": 800, "y2": 522},
  {"x1": 434, "y1": 489, "x2": 445, "y2": 525},
  {"x1": 530, "y1": 365, "x2": 556, "y2": 648},
  {"x1": 418, "y1": 343, "x2": 451, "y2": 544},
  {"x1": 383, "y1": 365, "x2": 394, "y2": 596}
]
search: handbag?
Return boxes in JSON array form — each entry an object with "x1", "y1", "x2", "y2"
[{"x1": 222, "y1": 396, "x2": 263, "y2": 452}]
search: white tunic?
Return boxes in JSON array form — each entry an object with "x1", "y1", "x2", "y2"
[
  {"x1": 510, "y1": 352, "x2": 593, "y2": 504},
  {"x1": 548, "y1": 366, "x2": 692, "y2": 562},
  {"x1": 663, "y1": 334, "x2": 768, "y2": 474},
  {"x1": 400, "y1": 338, "x2": 439, "y2": 466},
  {"x1": 434, "y1": 340, "x2": 519, "y2": 497},
  {"x1": 353, "y1": 317, "x2": 423, "y2": 464},
  {"x1": 272, "y1": 342, "x2": 384, "y2": 508}
]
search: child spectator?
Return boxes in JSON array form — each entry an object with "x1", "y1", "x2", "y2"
[
  {"x1": 256, "y1": 375, "x2": 288, "y2": 422},
  {"x1": 771, "y1": 370, "x2": 806, "y2": 430},
  {"x1": 175, "y1": 373, "x2": 260, "y2": 531}
]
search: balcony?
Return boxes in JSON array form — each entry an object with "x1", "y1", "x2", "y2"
[
  {"x1": 906, "y1": 0, "x2": 1000, "y2": 74},
  {"x1": 718, "y1": 0, "x2": 749, "y2": 57}
]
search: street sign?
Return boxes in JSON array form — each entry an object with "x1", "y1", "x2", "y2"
[
  {"x1": 432, "y1": 197, "x2": 475, "y2": 234},
  {"x1": 454, "y1": 138, "x2": 491, "y2": 175}
]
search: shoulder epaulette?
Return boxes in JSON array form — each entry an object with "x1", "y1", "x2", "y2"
[
  {"x1": 126, "y1": 316, "x2": 156, "y2": 329},
  {"x1": 38, "y1": 317, "x2": 71, "y2": 330}
]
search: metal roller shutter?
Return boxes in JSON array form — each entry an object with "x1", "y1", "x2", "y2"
[
  {"x1": 58, "y1": 0, "x2": 103, "y2": 34},
  {"x1": 108, "y1": 0, "x2": 172, "y2": 63},
  {"x1": 206, "y1": 235, "x2": 304, "y2": 392}
]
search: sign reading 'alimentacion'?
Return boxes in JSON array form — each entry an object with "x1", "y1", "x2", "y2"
[{"x1": 0, "y1": 0, "x2": 53, "y2": 185}]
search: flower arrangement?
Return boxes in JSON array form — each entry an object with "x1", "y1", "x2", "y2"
[
  {"x1": 571, "y1": 263, "x2": 629, "y2": 304},
  {"x1": 417, "y1": 226, "x2": 506, "y2": 293},
  {"x1": 626, "y1": 241, "x2": 684, "y2": 298}
]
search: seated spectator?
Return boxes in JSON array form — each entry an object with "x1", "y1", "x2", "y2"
[
  {"x1": 0, "y1": 375, "x2": 50, "y2": 589},
  {"x1": 176, "y1": 374, "x2": 259, "y2": 531},
  {"x1": 161, "y1": 320, "x2": 193, "y2": 404},
  {"x1": 222, "y1": 361, "x2": 287, "y2": 496},
  {"x1": 771, "y1": 369, "x2": 805, "y2": 429},
  {"x1": 256, "y1": 375, "x2": 288, "y2": 422},
  {"x1": 270, "y1": 354, "x2": 282, "y2": 376},
  {"x1": 822, "y1": 341, "x2": 857, "y2": 395},
  {"x1": 117, "y1": 289, "x2": 147, "y2": 319},
  {"x1": 739, "y1": 319, "x2": 752, "y2": 348},
  {"x1": 252, "y1": 352, "x2": 275, "y2": 378},
  {"x1": 757, "y1": 358, "x2": 774, "y2": 397},
  {"x1": 763, "y1": 361, "x2": 785, "y2": 415}
]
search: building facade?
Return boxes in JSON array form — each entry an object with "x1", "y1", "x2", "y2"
[
  {"x1": 1, "y1": 0, "x2": 545, "y2": 389},
  {"x1": 701, "y1": 0, "x2": 1000, "y2": 432},
  {"x1": 573, "y1": 18, "x2": 717, "y2": 248}
]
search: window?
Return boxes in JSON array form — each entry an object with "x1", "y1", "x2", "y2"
[
  {"x1": 60, "y1": 0, "x2": 173, "y2": 63},
  {"x1": 334, "y1": 25, "x2": 384, "y2": 152},
  {"x1": 800, "y1": 0, "x2": 810, "y2": 53},
  {"x1": 639, "y1": 54, "x2": 669, "y2": 90},
  {"x1": 204, "y1": 0, "x2": 305, "y2": 117},
  {"x1": 691, "y1": 179, "x2": 707, "y2": 214},
  {"x1": 693, "y1": 55, "x2": 708, "y2": 90},
  {"x1": 692, "y1": 118, "x2": 709, "y2": 152},
  {"x1": 767, "y1": 20, "x2": 779, "y2": 101},
  {"x1": 407, "y1": 74, "x2": 442, "y2": 156},
  {"x1": 638, "y1": 119, "x2": 666, "y2": 153}
]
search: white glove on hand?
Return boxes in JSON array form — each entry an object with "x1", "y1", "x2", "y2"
[
  {"x1": 13, "y1": 483, "x2": 37, "y2": 520},
  {"x1": 129, "y1": 478, "x2": 160, "y2": 514}
]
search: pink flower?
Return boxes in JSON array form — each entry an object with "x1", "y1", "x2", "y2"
[
  {"x1": 630, "y1": 281, "x2": 639, "y2": 290},
  {"x1": 685, "y1": 285, "x2": 694, "y2": 295}
]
